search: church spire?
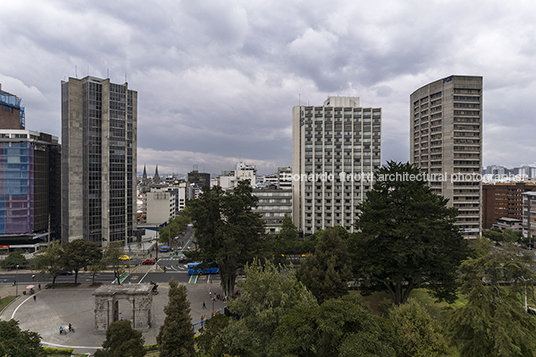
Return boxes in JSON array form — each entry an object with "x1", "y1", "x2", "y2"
[
  {"x1": 142, "y1": 164, "x2": 147, "y2": 183},
  {"x1": 154, "y1": 165, "x2": 161, "y2": 184}
]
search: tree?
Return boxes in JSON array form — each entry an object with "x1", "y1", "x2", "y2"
[
  {"x1": 156, "y1": 279, "x2": 195, "y2": 357},
  {"x1": 88, "y1": 259, "x2": 106, "y2": 285},
  {"x1": 61, "y1": 239, "x2": 102, "y2": 283},
  {"x1": 0, "y1": 319, "x2": 45, "y2": 356},
  {"x1": 280, "y1": 214, "x2": 299, "y2": 242},
  {"x1": 196, "y1": 314, "x2": 230, "y2": 357},
  {"x1": 0, "y1": 249, "x2": 28, "y2": 269},
  {"x1": 350, "y1": 161, "x2": 469, "y2": 305},
  {"x1": 103, "y1": 242, "x2": 125, "y2": 285},
  {"x1": 297, "y1": 227, "x2": 353, "y2": 304},
  {"x1": 188, "y1": 180, "x2": 267, "y2": 296},
  {"x1": 158, "y1": 207, "x2": 192, "y2": 244},
  {"x1": 389, "y1": 299, "x2": 450, "y2": 357},
  {"x1": 94, "y1": 320, "x2": 145, "y2": 357},
  {"x1": 448, "y1": 239, "x2": 536, "y2": 357},
  {"x1": 210, "y1": 259, "x2": 317, "y2": 355},
  {"x1": 34, "y1": 241, "x2": 63, "y2": 287},
  {"x1": 273, "y1": 295, "x2": 400, "y2": 357}
]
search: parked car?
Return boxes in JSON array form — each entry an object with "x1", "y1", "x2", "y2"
[
  {"x1": 142, "y1": 258, "x2": 155, "y2": 265},
  {"x1": 119, "y1": 255, "x2": 131, "y2": 261}
]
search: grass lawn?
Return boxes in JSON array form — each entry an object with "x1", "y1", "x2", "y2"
[{"x1": 0, "y1": 296, "x2": 15, "y2": 311}]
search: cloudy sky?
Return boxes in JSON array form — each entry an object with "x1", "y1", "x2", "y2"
[{"x1": 1, "y1": 0, "x2": 535, "y2": 176}]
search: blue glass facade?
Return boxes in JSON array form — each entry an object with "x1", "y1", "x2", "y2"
[{"x1": 0, "y1": 141, "x2": 34, "y2": 234}]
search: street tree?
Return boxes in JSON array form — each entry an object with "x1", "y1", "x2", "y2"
[
  {"x1": 103, "y1": 242, "x2": 126, "y2": 285},
  {"x1": 0, "y1": 249, "x2": 28, "y2": 269},
  {"x1": 448, "y1": 239, "x2": 536, "y2": 357},
  {"x1": 157, "y1": 279, "x2": 195, "y2": 357},
  {"x1": 34, "y1": 241, "x2": 63, "y2": 287},
  {"x1": 297, "y1": 227, "x2": 353, "y2": 304},
  {"x1": 0, "y1": 319, "x2": 45, "y2": 356},
  {"x1": 350, "y1": 161, "x2": 469, "y2": 305},
  {"x1": 158, "y1": 207, "x2": 191, "y2": 244},
  {"x1": 94, "y1": 320, "x2": 146, "y2": 357},
  {"x1": 61, "y1": 239, "x2": 102, "y2": 283},
  {"x1": 188, "y1": 180, "x2": 266, "y2": 296}
]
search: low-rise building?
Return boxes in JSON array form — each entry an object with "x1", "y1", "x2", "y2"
[{"x1": 482, "y1": 182, "x2": 536, "y2": 229}]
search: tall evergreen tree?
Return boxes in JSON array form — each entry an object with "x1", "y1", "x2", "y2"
[
  {"x1": 95, "y1": 320, "x2": 145, "y2": 357},
  {"x1": 448, "y1": 239, "x2": 536, "y2": 357},
  {"x1": 350, "y1": 161, "x2": 469, "y2": 305},
  {"x1": 157, "y1": 279, "x2": 195, "y2": 357},
  {"x1": 188, "y1": 180, "x2": 266, "y2": 295},
  {"x1": 297, "y1": 227, "x2": 353, "y2": 304}
]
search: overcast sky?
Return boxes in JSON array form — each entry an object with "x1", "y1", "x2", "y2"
[{"x1": 1, "y1": 0, "x2": 535, "y2": 176}]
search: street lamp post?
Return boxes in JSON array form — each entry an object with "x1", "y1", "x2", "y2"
[{"x1": 15, "y1": 265, "x2": 19, "y2": 296}]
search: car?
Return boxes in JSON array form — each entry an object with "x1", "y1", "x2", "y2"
[
  {"x1": 59, "y1": 270, "x2": 73, "y2": 275},
  {"x1": 119, "y1": 255, "x2": 131, "y2": 261},
  {"x1": 142, "y1": 258, "x2": 155, "y2": 265}
]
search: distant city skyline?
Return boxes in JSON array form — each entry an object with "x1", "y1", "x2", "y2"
[{"x1": 1, "y1": 1, "x2": 536, "y2": 174}]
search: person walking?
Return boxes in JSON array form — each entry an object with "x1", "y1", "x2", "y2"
[
  {"x1": 202, "y1": 301, "x2": 206, "y2": 309},
  {"x1": 33, "y1": 295, "x2": 36, "y2": 301}
]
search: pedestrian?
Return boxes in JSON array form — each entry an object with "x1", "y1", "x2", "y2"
[
  {"x1": 38, "y1": 284, "x2": 41, "y2": 290},
  {"x1": 33, "y1": 295, "x2": 36, "y2": 301},
  {"x1": 68, "y1": 323, "x2": 72, "y2": 332},
  {"x1": 202, "y1": 301, "x2": 206, "y2": 309},
  {"x1": 59, "y1": 326, "x2": 64, "y2": 335}
]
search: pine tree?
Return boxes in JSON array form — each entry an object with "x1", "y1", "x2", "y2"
[{"x1": 157, "y1": 279, "x2": 195, "y2": 357}]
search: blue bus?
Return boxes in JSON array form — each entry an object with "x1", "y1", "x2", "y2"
[{"x1": 188, "y1": 262, "x2": 219, "y2": 275}]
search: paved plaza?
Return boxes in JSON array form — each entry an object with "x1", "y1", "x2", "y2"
[{"x1": 0, "y1": 278, "x2": 227, "y2": 355}]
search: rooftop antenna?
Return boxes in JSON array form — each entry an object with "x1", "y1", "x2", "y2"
[
  {"x1": 88, "y1": 66, "x2": 90, "y2": 77},
  {"x1": 125, "y1": 73, "x2": 127, "y2": 83},
  {"x1": 107, "y1": 68, "x2": 109, "y2": 78},
  {"x1": 75, "y1": 65, "x2": 78, "y2": 79},
  {"x1": 299, "y1": 94, "x2": 301, "y2": 106}
]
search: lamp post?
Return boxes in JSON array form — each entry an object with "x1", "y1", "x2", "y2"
[{"x1": 15, "y1": 265, "x2": 19, "y2": 296}]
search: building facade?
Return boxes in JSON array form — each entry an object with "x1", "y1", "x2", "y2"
[
  {"x1": 61, "y1": 76, "x2": 137, "y2": 246},
  {"x1": 0, "y1": 84, "x2": 25, "y2": 130},
  {"x1": 292, "y1": 96, "x2": 381, "y2": 235},
  {"x1": 0, "y1": 129, "x2": 61, "y2": 249},
  {"x1": 253, "y1": 188, "x2": 292, "y2": 234},
  {"x1": 410, "y1": 75, "x2": 483, "y2": 237},
  {"x1": 482, "y1": 182, "x2": 536, "y2": 230},
  {"x1": 522, "y1": 192, "x2": 536, "y2": 239}
]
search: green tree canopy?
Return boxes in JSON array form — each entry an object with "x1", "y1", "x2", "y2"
[
  {"x1": 350, "y1": 161, "x2": 469, "y2": 305},
  {"x1": 188, "y1": 180, "x2": 267, "y2": 295},
  {"x1": 157, "y1": 279, "x2": 195, "y2": 357},
  {"x1": 0, "y1": 249, "x2": 28, "y2": 269},
  {"x1": 297, "y1": 227, "x2": 353, "y2": 304},
  {"x1": 208, "y1": 259, "x2": 317, "y2": 355},
  {"x1": 61, "y1": 239, "x2": 102, "y2": 283},
  {"x1": 94, "y1": 320, "x2": 145, "y2": 357},
  {"x1": 158, "y1": 207, "x2": 192, "y2": 243},
  {"x1": 448, "y1": 239, "x2": 536, "y2": 357},
  {"x1": 0, "y1": 319, "x2": 45, "y2": 357},
  {"x1": 34, "y1": 241, "x2": 63, "y2": 287},
  {"x1": 273, "y1": 295, "x2": 399, "y2": 357},
  {"x1": 389, "y1": 299, "x2": 451, "y2": 357}
]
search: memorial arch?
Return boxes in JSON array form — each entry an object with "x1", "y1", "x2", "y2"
[{"x1": 93, "y1": 284, "x2": 154, "y2": 332}]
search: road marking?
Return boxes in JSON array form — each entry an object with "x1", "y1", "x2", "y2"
[{"x1": 11, "y1": 294, "x2": 34, "y2": 320}]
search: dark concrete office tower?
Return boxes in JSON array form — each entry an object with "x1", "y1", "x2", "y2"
[
  {"x1": 410, "y1": 75, "x2": 482, "y2": 237},
  {"x1": 61, "y1": 76, "x2": 137, "y2": 246}
]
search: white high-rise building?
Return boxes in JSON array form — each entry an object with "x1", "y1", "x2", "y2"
[{"x1": 292, "y1": 96, "x2": 382, "y2": 235}]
